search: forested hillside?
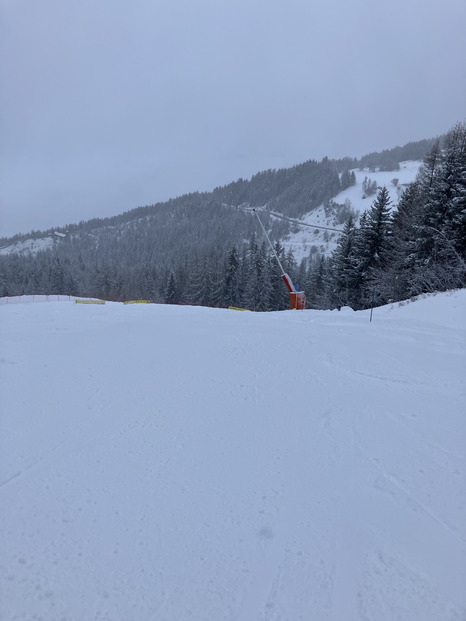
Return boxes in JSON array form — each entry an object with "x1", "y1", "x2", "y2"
[
  {"x1": 1, "y1": 128, "x2": 464, "y2": 309},
  {"x1": 325, "y1": 123, "x2": 466, "y2": 309}
]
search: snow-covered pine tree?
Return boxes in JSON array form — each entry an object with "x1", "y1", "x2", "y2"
[
  {"x1": 165, "y1": 270, "x2": 178, "y2": 304},
  {"x1": 244, "y1": 240, "x2": 271, "y2": 311},
  {"x1": 353, "y1": 186, "x2": 393, "y2": 307},
  {"x1": 187, "y1": 254, "x2": 214, "y2": 307},
  {"x1": 387, "y1": 182, "x2": 421, "y2": 300},
  {"x1": 306, "y1": 255, "x2": 330, "y2": 309},
  {"x1": 328, "y1": 216, "x2": 359, "y2": 308},
  {"x1": 222, "y1": 245, "x2": 241, "y2": 307},
  {"x1": 410, "y1": 123, "x2": 466, "y2": 293},
  {"x1": 267, "y1": 241, "x2": 288, "y2": 311}
]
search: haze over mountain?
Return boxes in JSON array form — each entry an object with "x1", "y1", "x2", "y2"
[
  {"x1": 2, "y1": 0, "x2": 465, "y2": 237},
  {"x1": 0, "y1": 136, "x2": 435, "y2": 249},
  {"x1": 1, "y1": 124, "x2": 465, "y2": 312}
]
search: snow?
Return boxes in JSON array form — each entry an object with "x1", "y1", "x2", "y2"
[
  {"x1": 1, "y1": 290, "x2": 465, "y2": 621},
  {"x1": 282, "y1": 160, "x2": 422, "y2": 262},
  {"x1": 0, "y1": 236, "x2": 56, "y2": 256},
  {"x1": 0, "y1": 163, "x2": 421, "y2": 263},
  {"x1": 0, "y1": 233, "x2": 68, "y2": 256}
]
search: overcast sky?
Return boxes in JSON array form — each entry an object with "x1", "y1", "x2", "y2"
[{"x1": 1, "y1": 0, "x2": 465, "y2": 237}]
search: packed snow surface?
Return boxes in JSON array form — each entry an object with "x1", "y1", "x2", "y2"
[{"x1": 1, "y1": 291, "x2": 465, "y2": 621}]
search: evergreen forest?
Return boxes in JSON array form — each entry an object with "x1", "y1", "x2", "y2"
[{"x1": 1, "y1": 125, "x2": 464, "y2": 311}]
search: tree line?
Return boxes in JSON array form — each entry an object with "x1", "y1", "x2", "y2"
[
  {"x1": 1, "y1": 135, "x2": 435, "y2": 249},
  {"x1": 1, "y1": 125, "x2": 463, "y2": 310},
  {"x1": 323, "y1": 123, "x2": 466, "y2": 309}
]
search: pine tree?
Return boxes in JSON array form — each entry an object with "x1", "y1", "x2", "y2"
[
  {"x1": 187, "y1": 255, "x2": 214, "y2": 307},
  {"x1": 242, "y1": 235, "x2": 260, "y2": 309},
  {"x1": 411, "y1": 123, "x2": 466, "y2": 293},
  {"x1": 354, "y1": 187, "x2": 393, "y2": 306},
  {"x1": 433, "y1": 123, "x2": 466, "y2": 265},
  {"x1": 306, "y1": 256, "x2": 330, "y2": 309},
  {"x1": 267, "y1": 241, "x2": 288, "y2": 311},
  {"x1": 417, "y1": 139, "x2": 441, "y2": 191},
  {"x1": 244, "y1": 241, "x2": 272, "y2": 311},
  {"x1": 328, "y1": 216, "x2": 359, "y2": 308},
  {"x1": 223, "y1": 245, "x2": 241, "y2": 307},
  {"x1": 49, "y1": 257, "x2": 66, "y2": 294},
  {"x1": 362, "y1": 176, "x2": 378, "y2": 198},
  {"x1": 340, "y1": 170, "x2": 351, "y2": 190},
  {"x1": 297, "y1": 258, "x2": 307, "y2": 294},
  {"x1": 388, "y1": 182, "x2": 421, "y2": 300},
  {"x1": 254, "y1": 243, "x2": 272, "y2": 311},
  {"x1": 165, "y1": 271, "x2": 178, "y2": 304}
]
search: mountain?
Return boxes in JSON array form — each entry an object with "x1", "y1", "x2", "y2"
[
  {"x1": 1, "y1": 138, "x2": 436, "y2": 256},
  {"x1": 1, "y1": 291, "x2": 465, "y2": 620},
  {"x1": 0, "y1": 137, "x2": 436, "y2": 303},
  {"x1": 279, "y1": 160, "x2": 422, "y2": 262}
]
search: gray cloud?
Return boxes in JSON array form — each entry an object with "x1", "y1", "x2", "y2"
[{"x1": 1, "y1": 0, "x2": 465, "y2": 236}]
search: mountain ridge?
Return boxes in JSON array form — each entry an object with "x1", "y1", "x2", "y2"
[
  {"x1": 0, "y1": 135, "x2": 437, "y2": 248},
  {"x1": 4, "y1": 127, "x2": 461, "y2": 309}
]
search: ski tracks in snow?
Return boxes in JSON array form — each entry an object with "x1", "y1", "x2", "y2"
[
  {"x1": 236, "y1": 538, "x2": 335, "y2": 621},
  {"x1": 2, "y1": 295, "x2": 465, "y2": 620}
]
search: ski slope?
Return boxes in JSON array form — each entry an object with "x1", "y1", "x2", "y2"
[{"x1": 1, "y1": 292, "x2": 465, "y2": 621}]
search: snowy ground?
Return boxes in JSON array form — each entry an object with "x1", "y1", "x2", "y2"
[
  {"x1": 1, "y1": 291, "x2": 465, "y2": 621},
  {"x1": 0, "y1": 236, "x2": 58, "y2": 257},
  {"x1": 281, "y1": 161, "x2": 422, "y2": 262}
]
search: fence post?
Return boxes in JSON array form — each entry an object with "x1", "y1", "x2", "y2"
[{"x1": 370, "y1": 281, "x2": 376, "y2": 322}]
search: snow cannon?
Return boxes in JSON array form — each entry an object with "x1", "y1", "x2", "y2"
[
  {"x1": 281, "y1": 274, "x2": 306, "y2": 310},
  {"x1": 253, "y1": 208, "x2": 306, "y2": 310}
]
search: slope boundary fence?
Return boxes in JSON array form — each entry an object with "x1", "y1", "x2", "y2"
[
  {"x1": 0, "y1": 295, "x2": 99, "y2": 305},
  {"x1": 0, "y1": 295, "x2": 155, "y2": 306}
]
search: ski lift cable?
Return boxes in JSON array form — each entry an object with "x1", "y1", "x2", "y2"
[
  {"x1": 267, "y1": 211, "x2": 344, "y2": 233},
  {"x1": 243, "y1": 205, "x2": 344, "y2": 233}
]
